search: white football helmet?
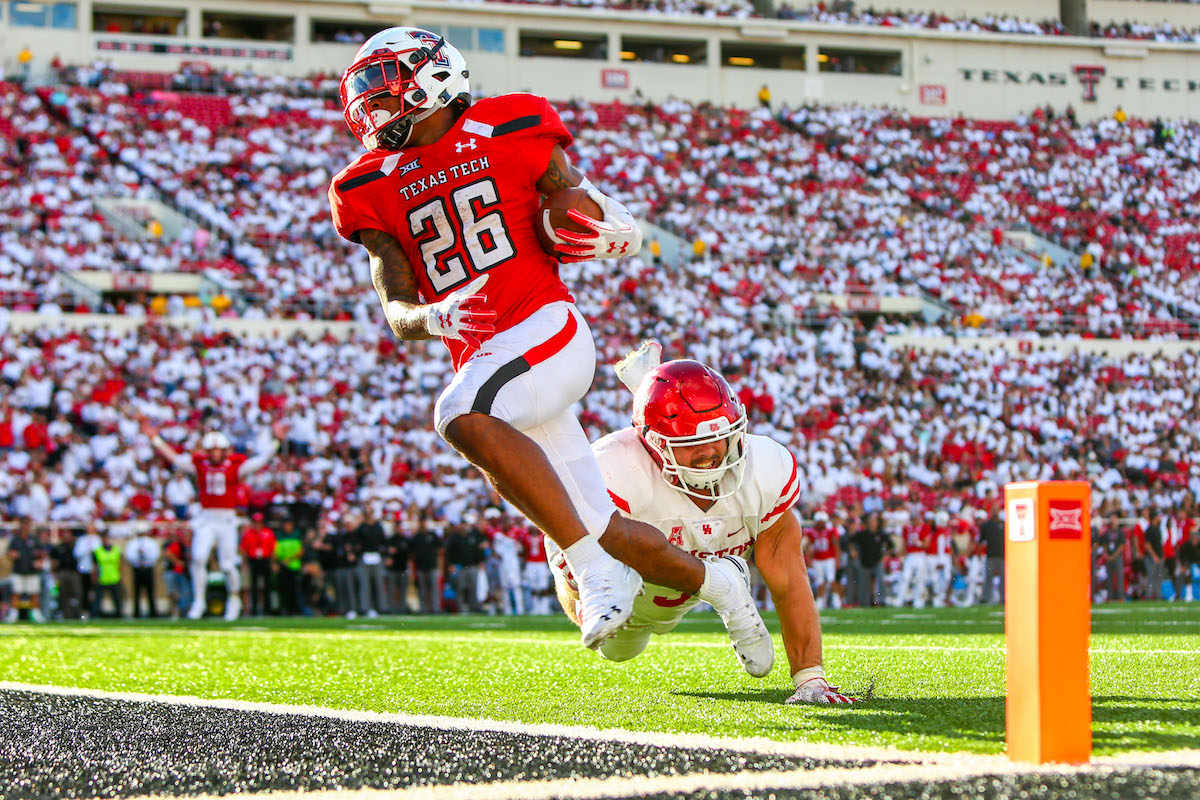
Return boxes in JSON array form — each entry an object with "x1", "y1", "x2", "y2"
[
  {"x1": 201, "y1": 431, "x2": 231, "y2": 450},
  {"x1": 340, "y1": 27, "x2": 471, "y2": 151}
]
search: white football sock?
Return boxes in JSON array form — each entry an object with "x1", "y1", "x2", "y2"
[
  {"x1": 696, "y1": 559, "x2": 733, "y2": 604},
  {"x1": 189, "y1": 563, "x2": 206, "y2": 608},
  {"x1": 563, "y1": 535, "x2": 610, "y2": 577}
]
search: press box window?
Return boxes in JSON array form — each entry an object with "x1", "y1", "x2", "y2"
[
  {"x1": 415, "y1": 25, "x2": 504, "y2": 53},
  {"x1": 477, "y1": 28, "x2": 504, "y2": 53},
  {"x1": 93, "y1": 5, "x2": 185, "y2": 36},
  {"x1": 10, "y1": 1, "x2": 76, "y2": 28},
  {"x1": 818, "y1": 48, "x2": 901, "y2": 75},
  {"x1": 311, "y1": 19, "x2": 387, "y2": 44},
  {"x1": 620, "y1": 37, "x2": 706, "y2": 65},
  {"x1": 720, "y1": 42, "x2": 804, "y2": 71},
  {"x1": 519, "y1": 32, "x2": 606, "y2": 60},
  {"x1": 202, "y1": 11, "x2": 294, "y2": 42}
]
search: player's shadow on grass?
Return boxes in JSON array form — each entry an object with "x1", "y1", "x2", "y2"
[
  {"x1": 1092, "y1": 696, "x2": 1200, "y2": 751},
  {"x1": 675, "y1": 690, "x2": 1006, "y2": 743},
  {"x1": 677, "y1": 692, "x2": 1200, "y2": 750}
]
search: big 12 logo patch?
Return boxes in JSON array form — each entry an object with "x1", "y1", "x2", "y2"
[{"x1": 1047, "y1": 499, "x2": 1085, "y2": 539}]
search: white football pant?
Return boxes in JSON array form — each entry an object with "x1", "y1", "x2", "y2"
[
  {"x1": 899, "y1": 553, "x2": 930, "y2": 608},
  {"x1": 434, "y1": 302, "x2": 617, "y2": 542},
  {"x1": 930, "y1": 554, "x2": 953, "y2": 607},
  {"x1": 190, "y1": 508, "x2": 241, "y2": 611}
]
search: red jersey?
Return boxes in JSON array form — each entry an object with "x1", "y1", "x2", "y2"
[
  {"x1": 930, "y1": 525, "x2": 952, "y2": 557},
  {"x1": 806, "y1": 526, "x2": 838, "y2": 561},
  {"x1": 240, "y1": 525, "x2": 277, "y2": 560},
  {"x1": 329, "y1": 93, "x2": 575, "y2": 370},
  {"x1": 904, "y1": 524, "x2": 929, "y2": 554},
  {"x1": 192, "y1": 453, "x2": 248, "y2": 509},
  {"x1": 521, "y1": 528, "x2": 548, "y2": 564}
]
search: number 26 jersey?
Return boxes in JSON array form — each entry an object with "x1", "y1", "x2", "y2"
[{"x1": 329, "y1": 93, "x2": 575, "y2": 370}]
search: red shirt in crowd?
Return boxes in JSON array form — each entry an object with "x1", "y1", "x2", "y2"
[{"x1": 240, "y1": 525, "x2": 277, "y2": 560}]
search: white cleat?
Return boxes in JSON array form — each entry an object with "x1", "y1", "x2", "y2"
[
  {"x1": 705, "y1": 555, "x2": 774, "y2": 677},
  {"x1": 186, "y1": 603, "x2": 205, "y2": 620},
  {"x1": 577, "y1": 561, "x2": 643, "y2": 650},
  {"x1": 223, "y1": 596, "x2": 242, "y2": 622}
]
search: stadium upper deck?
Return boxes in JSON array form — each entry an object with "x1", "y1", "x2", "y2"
[{"x1": 4, "y1": 0, "x2": 1200, "y2": 119}]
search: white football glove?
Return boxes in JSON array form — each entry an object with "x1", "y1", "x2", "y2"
[
  {"x1": 785, "y1": 667, "x2": 856, "y2": 705},
  {"x1": 553, "y1": 187, "x2": 643, "y2": 263},
  {"x1": 422, "y1": 275, "x2": 496, "y2": 349},
  {"x1": 613, "y1": 339, "x2": 663, "y2": 394}
]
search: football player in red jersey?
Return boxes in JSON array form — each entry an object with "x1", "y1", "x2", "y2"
[
  {"x1": 803, "y1": 512, "x2": 841, "y2": 610},
  {"x1": 897, "y1": 514, "x2": 933, "y2": 608},
  {"x1": 143, "y1": 420, "x2": 286, "y2": 620},
  {"x1": 328, "y1": 28, "x2": 760, "y2": 651}
]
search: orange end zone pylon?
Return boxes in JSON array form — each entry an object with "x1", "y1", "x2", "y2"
[{"x1": 1004, "y1": 480, "x2": 1092, "y2": 765}]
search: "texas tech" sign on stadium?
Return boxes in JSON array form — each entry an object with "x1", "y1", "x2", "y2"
[{"x1": 958, "y1": 65, "x2": 1200, "y2": 102}]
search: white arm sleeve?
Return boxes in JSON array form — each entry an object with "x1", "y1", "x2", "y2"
[{"x1": 238, "y1": 441, "x2": 279, "y2": 479}]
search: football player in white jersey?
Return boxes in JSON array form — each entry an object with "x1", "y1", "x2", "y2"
[{"x1": 550, "y1": 343, "x2": 855, "y2": 704}]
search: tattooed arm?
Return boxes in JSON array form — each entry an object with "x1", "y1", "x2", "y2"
[
  {"x1": 535, "y1": 145, "x2": 643, "y2": 262},
  {"x1": 536, "y1": 145, "x2": 586, "y2": 195},
  {"x1": 359, "y1": 228, "x2": 434, "y2": 341}
]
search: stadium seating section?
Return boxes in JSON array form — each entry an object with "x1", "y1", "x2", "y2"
[{"x1": 1, "y1": 64, "x2": 1198, "y2": 559}]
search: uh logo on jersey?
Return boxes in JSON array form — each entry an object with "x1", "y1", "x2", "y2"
[{"x1": 684, "y1": 519, "x2": 725, "y2": 541}]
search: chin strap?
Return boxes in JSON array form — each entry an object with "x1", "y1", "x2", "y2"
[{"x1": 378, "y1": 104, "x2": 441, "y2": 150}]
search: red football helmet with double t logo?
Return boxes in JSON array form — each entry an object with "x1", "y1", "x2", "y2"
[{"x1": 632, "y1": 360, "x2": 747, "y2": 500}]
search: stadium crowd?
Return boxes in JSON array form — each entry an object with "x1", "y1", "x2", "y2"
[
  {"x1": 4, "y1": 72, "x2": 1200, "y2": 337},
  {"x1": 445, "y1": 0, "x2": 1200, "y2": 42},
  {"x1": 0, "y1": 316, "x2": 1197, "y2": 620},
  {"x1": 3, "y1": 60, "x2": 1200, "y2": 620}
]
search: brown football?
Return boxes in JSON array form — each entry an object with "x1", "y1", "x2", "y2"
[{"x1": 536, "y1": 186, "x2": 604, "y2": 258}]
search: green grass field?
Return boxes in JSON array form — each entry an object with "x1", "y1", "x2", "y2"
[{"x1": 3, "y1": 603, "x2": 1198, "y2": 756}]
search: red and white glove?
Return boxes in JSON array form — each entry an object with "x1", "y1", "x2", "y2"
[
  {"x1": 422, "y1": 275, "x2": 496, "y2": 349},
  {"x1": 553, "y1": 186, "x2": 643, "y2": 263},
  {"x1": 785, "y1": 667, "x2": 856, "y2": 705}
]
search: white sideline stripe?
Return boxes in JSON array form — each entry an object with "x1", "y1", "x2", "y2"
[
  {"x1": 1095, "y1": 749, "x2": 1200, "y2": 768},
  {"x1": 111, "y1": 750, "x2": 1200, "y2": 800},
  {"x1": 7, "y1": 626, "x2": 1197, "y2": 655},
  {"x1": 0, "y1": 681, "x2": 947, "y2": 764},
  {"x1": 115, "y1": 763, "x2": 1024, "y2": 800}
]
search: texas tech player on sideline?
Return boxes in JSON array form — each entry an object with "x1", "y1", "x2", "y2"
[
  {"x1": 328, "y1": 27, "x2": 762, "y2": 651},
  {"x1": 804, "y1": 511, "x2": 840, "y2": 610},
  {"x1": 520, "y1": 523, "x2": 553, "y2": 615},
  {"x1": 897, "y1": 515, "x2": 932, "y2": 608},
  {"x1": 144, "y1": 421, "x2": 285, "y2": 620},
  {"x1": 551, "y1": 345, "x2": 854, "y2": 704},
  {"x1": 928, "y1": 511, "x2": 954, "y2": 608}
]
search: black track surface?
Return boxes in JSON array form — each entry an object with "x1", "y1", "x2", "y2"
[{"x1": 0, "y1": 690, "x2": 881, "y2": 799}]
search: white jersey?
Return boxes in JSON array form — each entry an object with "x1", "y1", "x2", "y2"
[
  {"x1": 490, "y1": 529, "x2": 523, "y2": 585},
  {"x1": 591, "y1": 427, "x2": 801, "y2": 619}
]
